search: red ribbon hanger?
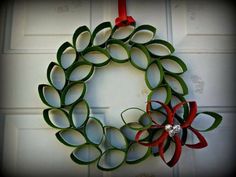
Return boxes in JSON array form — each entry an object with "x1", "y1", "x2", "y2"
[{"x1": 115, "y1": 0, "x2": 136, "y2": 27}]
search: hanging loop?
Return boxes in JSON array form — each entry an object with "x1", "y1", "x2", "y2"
[{"x1": 115, "y1": 0, "x2": 136, "y2": 27}]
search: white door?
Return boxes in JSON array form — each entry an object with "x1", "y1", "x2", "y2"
[{"x1": 0, "y1": 0, "x2": 235, "y2": 177}]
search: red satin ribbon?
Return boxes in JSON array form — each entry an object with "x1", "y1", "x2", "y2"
[
  {"x1": 135, "y1": 100, "x2": 208, "y2": 167},
  {"x1": 115, "y1": 0, "x2": 136, "y2": 27}
]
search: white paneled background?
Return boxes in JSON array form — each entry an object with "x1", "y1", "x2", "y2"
[{"x1": 0, "y1": 0, "x2": 235, "y2": 177}]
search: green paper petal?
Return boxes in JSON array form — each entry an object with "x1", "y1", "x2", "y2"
[
  {"x1": 43, "y1": 108, "x2": 70, "y2": 129},
  {"x1": 145, "y1": 39, "x2": 175, "y2": 57},
  {"x1": 106, "y1": 39, "x2": 130, "y2": 63},
  {"x1": 91, "y1": 21, "x2": 112, "y2": 47},
  {"x1": 69, "y1": 99, "x2": 90, "y2": 129},
  {"x1": 66, "y1": 61, "x2": 94, "y2": 82},
  {"x1": 130, "y1": 44, "x2": 151, "y2": 70},
  {"x1": 121, "y1": 123, "x2": 149, "y2": 141},
  {"x1": 97, "y1": 149, "x2": 126, "y2": 171},
  {"x1": 145, "y1": 60, "x2": 164, "y2": 90},
  {"x1": 129, "y1": 24, "x2": 156, "y2": 44},
  {"x1": 81, "y1": 46, "x2": 110, "y2": 67},
  {"x1": 121, "y1": 107, "x2": 152, "y2": 130},
  {"x1": 72, "y1": 25, "x2": 91, "y2": 52},
  {"x1": 164, "y1": 73, "x2": 188, "y2": 95},
  {"x1": 85, "y1": 117, "x2": 104, "y2": 145},
  {"x1": 56, "y1": 128, "x2": 86, "y2": 147},
  {"x1": 192, "y1": 112, "x2": 222, "y2": 132},
  {"x1": 160, "y1": 56, "x2": 187, "y2": 74},
  {"x1": 112, "y1": 25, "x2": 135, "y2": 42},
  {"x1": 38, "y1": 84, "x2": 61, "y2": 108},
  {"x1": 57, "y1": 42, "x2": 77, "y2": 69},
  {"x1": 105, "y1": 126, "x2": 128, "y2": 150},
  {"x1": 147, "y1": 85, "x2": 172, "y2": 110},
  {"x1": 47, "y1": 62, "x2": 66, "y2": 90},
  {"x1": 71, "y1": 144, "x2": 102, "y2": 164},
  {"x1": 126, "y1": 142, "x2": 151, "y2": 164},
  {"x1": 61, "y1": 81, "x2": 86, "y2": 106}
]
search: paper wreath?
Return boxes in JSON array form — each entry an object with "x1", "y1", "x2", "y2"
[{"x1": 38, "y1": 21, "x2": 222, "y2": 171}]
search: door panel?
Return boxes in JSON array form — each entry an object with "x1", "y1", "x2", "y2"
[{"x1": 0, "y1": 0, "x2": 235, "y2": 177}]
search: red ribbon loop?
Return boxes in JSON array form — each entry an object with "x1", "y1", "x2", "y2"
[{"x1": 115, "y1": 0, "x2": 136, "y2": 27}]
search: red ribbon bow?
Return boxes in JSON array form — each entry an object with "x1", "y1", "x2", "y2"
[
  {"x1": 115, "y1": 0, "x2": 136, "y2": 27},
  {"x1": 135, "y1": 100, "x2": 208, "y2": 167}
]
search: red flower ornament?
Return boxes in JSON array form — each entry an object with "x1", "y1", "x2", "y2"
[{"x1": 135, "y1": 100, "x2": 208, "y2": 167}]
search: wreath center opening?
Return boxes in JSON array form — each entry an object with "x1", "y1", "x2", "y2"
[{"x1": 85, "y1": 61, "x2": 149, "y2": 127}]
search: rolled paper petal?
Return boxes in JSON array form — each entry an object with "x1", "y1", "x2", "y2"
[
  {"x1": 164, "y1": 73, "x2": 188, "y2": 96},
  {"x1": 159, "y1": 135, "x2": 182, "y2": 167},
  {"x1": 111, "y1": 25, "x2": 135, "y2": 42},
  {"x1": 57, "y1": 42, "x2": 77, "y2": 69},
  {"x1": 129, "y1": 25, "x2": 156, "y2": 45},
  {"x1": 145, "y1": 60, "x2": 164, "y2": 89},
  {"x1": 145, "y1": 39, "x2": 175, "y2": 57},
  {"x1": 106, "y1": 39, "x2": 130, "y2": 63},
  {"x1": 121, "y1": 107, "x2": 152, "y2": 130},
  {"x1": 146, "y1": 100, "x2": 173, "y2": 125},
  {"x1": 160, "y1": 56, "x2": 187, "y2": 74},
  {"x1": 71, "y1": 144, "x2": 102, "y2": 164},
  {"x1": 47, "y1": 62, "x2": 66, "y2": 90},
  {"x1": 66, "y1": 61, "x2": 94, "y2": 82},
  {"x1": 193, "y1": 112, "x2": 222, "y2": 132},
  {"x1": 185, "y1": 127, "x2": 208, "y2": 149},
  {"x1": 135, "y1": 130, "x2": 168, "y2": 147},
  {"x1": 81, "y1": 46, "x2": 110, "y2": 67},
  {"x1": 97, "y1": 149, "x2": 126, "y2": 171},
  {"x1": 91, "y1": 22, "x2": 112, "y2": 47},
  {"x1": 72, "y1": 25, "x2": 91, "y2": 52},
  {"x1": 126, "y1": 142, "x2": 151, "y2": 164}
]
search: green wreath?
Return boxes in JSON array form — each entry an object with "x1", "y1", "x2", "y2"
[{"x1": 38, "y1": 22, "x2": 222, "y2": 171}]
